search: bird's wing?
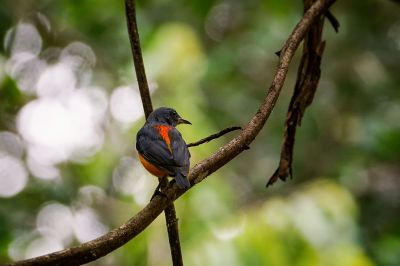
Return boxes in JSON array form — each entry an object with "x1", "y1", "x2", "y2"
[
  {"x1": 169, "y1": 128, "x2": 191, "y2": 175},
  {"x1": 136, "y1": 126, "x2": 178, "y2": 173}
]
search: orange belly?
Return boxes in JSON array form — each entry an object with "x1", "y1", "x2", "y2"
[{"x1": 139, "y1": 154, "x2": 167, "y2": 178}]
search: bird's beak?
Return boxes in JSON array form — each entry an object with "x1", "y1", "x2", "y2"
[{"x1": 178, "y1": 117, "x2": 192, "y2": 125}]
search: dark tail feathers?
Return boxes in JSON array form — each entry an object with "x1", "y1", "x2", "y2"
[{"x1": 174, "y1": 173, "x2": 190, "y2": 189}]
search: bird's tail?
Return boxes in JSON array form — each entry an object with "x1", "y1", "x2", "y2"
[{"x1": 174, "y1": 173, "x2": 190, "y2": 189}]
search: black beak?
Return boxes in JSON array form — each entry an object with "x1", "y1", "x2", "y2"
[{"x1": 178, "y1": 117, "x2": 192, "y2": 125}]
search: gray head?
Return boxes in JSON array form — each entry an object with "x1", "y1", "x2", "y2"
[{"x1": 146, "y1": 107, "x2": 191, "y2": 127}]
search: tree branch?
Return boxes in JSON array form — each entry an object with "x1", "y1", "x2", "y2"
[
  {"x1": 124, "y1": 1, "x2": 183, "y2": 265},
  {"x1": 164, "y1": 204, "x2": 183, "y2": 266},
  {"x1": 187, "y1": 126, "x2": 242, "y2": 147},
  {"x1": 267, "y1": 0, "x2": 332, "y2": 187},
  {"x1": 5, "y1": 0, "x2": 337, "y2": 265},
  {"x1": 125, "y1": 0, "x2": 153, "y2": 117}
]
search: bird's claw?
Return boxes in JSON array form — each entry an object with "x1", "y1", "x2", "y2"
[{"x1": 150, "y1": 188, "x2": 168, "y2": 201}]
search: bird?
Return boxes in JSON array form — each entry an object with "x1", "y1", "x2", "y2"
[{"x1": 136, "y1": 107, "x2": 192, "y2": 189}]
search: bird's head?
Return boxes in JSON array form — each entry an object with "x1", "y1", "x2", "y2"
[{"x1": 147, "y1": 107, "x2": 191, "y2": 127}]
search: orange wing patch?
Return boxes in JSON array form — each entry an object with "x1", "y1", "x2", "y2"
[{"x1": 154, "y1": 125, "x2": 173, "y2": 154}]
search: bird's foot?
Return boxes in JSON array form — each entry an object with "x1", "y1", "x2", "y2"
[
  {"x1": 150, "y1": 188, "x2": 168, "y2": 201},
  {"x1": 150, "y1": 177, "x2": 172, "y2": 201}
]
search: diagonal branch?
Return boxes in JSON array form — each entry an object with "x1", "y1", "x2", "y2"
[
  {"x1": 267, "y1": 0, "x2": 335, "y2": 187},
  {"x1": 5, "y1": 0, "x2": 337, "y2": 265},
  {"x1": 124, "y1": 1, "x2": 183, "y2": 265}
]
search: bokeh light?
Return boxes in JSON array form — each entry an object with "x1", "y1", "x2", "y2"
[
  {"x1": 77, "y1": 185, "x2": 107, "y2": 206},
  {"x1": 0, "y1": 131, "x2": 24, "y2": 158},
  {"x1": 4, "y1": 22, "x2": 42, "y2": 56},
  {"x1": 36, "y1": 62, "x2": 76, "y2": 98},
  {"x1": 24, "y1": 237, "x2": 64, "y2": 259},
  {"x1": 110, "y1": 86, "x2": 144, "y2": 126},
  {"x1": 36, "y1": 203, "x2": 74, "y2": 245},
  {"x1": 26, "y1": 155, "x2": 60, "y2": 180},
  {"x1": 0, "y1": 153, "x2": 28, "y2": 198},
  {"x1": 72, "y1": 207, "x2": 108, "y2": 243},
  {"x1": 4, "y1": 22, "x2": 44, "y2": 94}
]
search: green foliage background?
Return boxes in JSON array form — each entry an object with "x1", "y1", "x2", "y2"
[{"x1": 0, "y1": 0, "x2": 399, "y2": 265}]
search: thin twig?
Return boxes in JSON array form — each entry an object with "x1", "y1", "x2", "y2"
[
  {"x1": 5, "y1": 1, "x2": 337, "y2": 265},
  {"x1": 187, "y1": 126, "x2": 242, "y2": 147},
  {"x1": 125, "y1": 1, "x2": 182, "y2": 265},
  {"x1": 267, "y1": 0, "x2": 329, "y2": 187}
]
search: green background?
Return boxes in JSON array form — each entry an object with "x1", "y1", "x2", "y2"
[{"x1": 0, "y1": 0, "x2": 399, "y2": 265}]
